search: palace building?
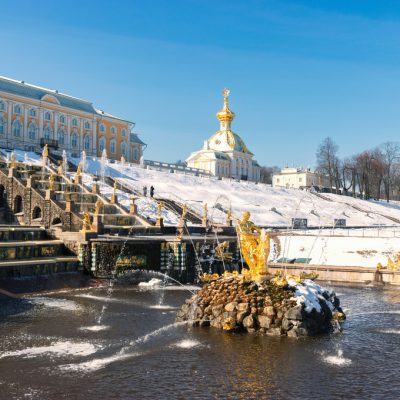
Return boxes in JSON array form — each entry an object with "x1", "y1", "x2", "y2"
[
  {"x1": 186, "y1": 89, "x2": 261, "y2": 182},
  {"x1": 0, "y1": 76, "x2": 145, "y2": 162}
]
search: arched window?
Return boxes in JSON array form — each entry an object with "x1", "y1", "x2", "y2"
[
  {"x1": 99, "y1": 137, "x2": 106, "y2": 152},
  {"x1": 12, "y1": 120, "x2": 21, "y2": 137},
  {"x1": 121, "y1": 128, "x2": 127, "y2": 137},
  {"x1": 29, "y1": 108, "x2": 36, "y2": 117},
  {"x1": 0, "y1": 116, "x2": 5, "y2": 135},
  {"x1": 121, "y1": 141, "x2": 126, "y2": 156},
  {"x1": 110, "y1": 126, "x2": 116, "y2": 135},
  {"x1": 44, "y1": 111, "x2": 51, "y2": 121},
  {"x1": 133, "y1": 147, "x2": 139, "y2": 161},
  {"x1": 72, "y1": 118, "x2": 78, "y2": 127},
  {"x1": 71, "y1": 131, "x2": 78, "y2": 148},
  {"x1": 110, "y1": 139, "x2": 116, "y2": 154},
  {"x1": 0, "y1": 101, "x2": 5, "y2": 111},
  {"x1": 14, "y1": 104, "x2": 21, "y2": 114},
  {"x1": 43, "y1": 125, "x2": 52, "y2": 140},
  {"x1": 59, "y1": 115, "x2": 65, "y2": 124},
  {"x1": 84, "y1": 121, "x2": 90, "y2": 129},
  {"x1": 58, "y1": 128, "x2": 66, "y2": 145},
  {"x1": 28, "y1": 122, "x2": 37, "y2": 140},
  {"x1": 99, "y1": 123, "x2": 105, "y2": 133},
  {"x1": 84, "y1": 135, "x2": 91, "y2": 150}
]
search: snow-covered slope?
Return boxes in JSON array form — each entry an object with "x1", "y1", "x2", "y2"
[{"x1": 72, "y1": 157, "x2": 400, "y2": 227}]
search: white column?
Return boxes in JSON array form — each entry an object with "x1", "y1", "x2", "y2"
[
  {"x1": 54, "y1": 112, "x2": 58, "y2": 142},
  {"x1": 39, "y1": 109, "x2": 43, "y2": 140},
  {"x1": 67, "y1": 116, "x2": 71, "y2": 153},
  {"x1": 23, "y1": 106, "x2": 28, "y2": 148},
  {"x1": 7, "y1": 102, "x2": 12, "y2": 143},
  {"x1": 79, "y1": 119, "x2": 84, "y2": 152},
  {"x1": 92, "y1": 118, "x2": 97, "y2": 156}
]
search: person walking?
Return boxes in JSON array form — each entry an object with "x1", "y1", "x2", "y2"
[
  {"x1": 143, "y1": 186, "x2": 147, "y2": 197},
  {"x1": 150, "y1": 185, "x2": 154, "y2": 198}
]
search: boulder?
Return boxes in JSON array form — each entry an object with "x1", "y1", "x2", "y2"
[
  {"x1": 243, "y1": 315, "x2": 254, "y2": 329},
  {"x1": 224, "y1": 302, "x2": 238, "y2": 312},
  {"x1": 285, "y1": 305, "x2": 303, "y2": 321},
  {"x1": 212, "y1": 304, "x2": 224, "y2": 318},
  {"x1": 257, "y1": 315, "x2": 272, "y2": 329}
]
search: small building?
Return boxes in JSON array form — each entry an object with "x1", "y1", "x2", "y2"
[
  {"x1": 272, "y1": 167, "x2": 331, "y2": 190},
  {"x1": 0, "y1": 76, "x2": 145, "y2": 162},
  {"x1": 186, "y1": 89, "x2": 261, "y2": 182}
]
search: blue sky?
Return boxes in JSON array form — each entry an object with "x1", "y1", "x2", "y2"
[{"x1": 1, "y1": 0, "x2": 400, "y2": 167}]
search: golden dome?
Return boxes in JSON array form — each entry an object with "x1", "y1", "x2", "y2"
[{"x1": 216, "y1": 88, "x2": 235, "y2": 123}]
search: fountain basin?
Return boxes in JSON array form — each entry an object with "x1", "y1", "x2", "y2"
[{"x1": 176, "y1": 275, "x2": 345, "y2": 337}]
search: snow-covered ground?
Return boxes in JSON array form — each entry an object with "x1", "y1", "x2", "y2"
[
  {"x1": 70, "y1": 156, "x2": 400, "y2": 227},
  {"x1": 0, "y1": 149, "x2": 42, "y2": 166},
  {"x1": 274, "y1": 233, "x2": 398, "y2": 268}
]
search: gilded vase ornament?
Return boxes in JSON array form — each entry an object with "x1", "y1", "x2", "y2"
[{"x1": 236, "y1": 211, "x2": 270, "y2": 282}]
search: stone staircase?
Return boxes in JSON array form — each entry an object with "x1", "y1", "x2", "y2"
[
  {"x1": 0, "y1": 226, "x2": 79, "y2": 278},
  {"x1": 157, "y1": 197, "x2": 202, "y2": 225}
]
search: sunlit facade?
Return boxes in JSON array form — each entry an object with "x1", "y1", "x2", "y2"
[{"x1": 0, "y1": 76, "x2": 145, "y2": 162}]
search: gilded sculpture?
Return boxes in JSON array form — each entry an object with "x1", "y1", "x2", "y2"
[
  {"x1": 80, "y1": 212, "x2": 94, "y2": 233},
  {"x1": 236, "y1": 211, "x2": 270, "y2": 282}
]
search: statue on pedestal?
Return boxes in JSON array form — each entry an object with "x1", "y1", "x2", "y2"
[
  {"x1": 94, "y1": 199, "x2": 103, "y2": 216},
  {"x1": 80, "y1": 212, "x2": 94, "y2": 232},
  {"x1": 157, "y1": 201, "x2": 165, "y2": 219},
  {"x1": 10, "y1": 152, "x2": 16, "y2": 169},
  {"x1": 48, "y1": 174, "x2": 55, "y2": 191}
]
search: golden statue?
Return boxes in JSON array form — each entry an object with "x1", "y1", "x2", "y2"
[
  {"x1": 214, "y1": 241, "x2": 233, "y2": 262},
  {"x1": 80, "y1": 212, "x2": 94, "y2": 233},
  {"x1": 57, "y1": 162, "x2": 63, "y2": 176},
  {"x1": 236, "y1": 211, "x2": 270, "y2": 282},
  {"x1": 203, "y1": 203, "x2": 208, "y2": 219},
  {"x1": 49, "y1": 174, "x2": 55, "y2": 191},
  {"x1": 226, "y1": 206, "x2": 232, "y2": 225},
  {"x1": 157, "y1": 201, "x2": 165, "y2": 219},
  {"x1": 76, "y1": 163, "x2": 81, "y2": 177},
  {"x1": 94, "y1": 199, "x2": 103, "y2": 216},
  {"x1": 10, "y1": 152, "x2": 17, "y2": 168},
  {"x1": 42, "y1": 144, "x2": 49, "y2": 159},
  {"x1": 181, "y1": 203, "x2": 188, "y2": 220}
]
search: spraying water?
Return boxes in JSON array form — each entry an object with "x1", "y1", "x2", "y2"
[
  {"x1": 62, "y1": 150, "x2": 68, "y2": 176},
  {"x1": 100, "y1": 149, "x2": 107, "y2": 184},
  {"x1": 81, "y1": 150, "x2": 86, "y2": 173}
]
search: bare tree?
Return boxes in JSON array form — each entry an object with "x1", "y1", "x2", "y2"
[
  {"x1": 381, "y1": 142, "x2": 400, "y2": 202},
  {"x1": 260, "y1": 166, "x2": 279, "y2": 184},
  {"x1": 316, "y1": 137, "x2": 339, "y2": 192}
]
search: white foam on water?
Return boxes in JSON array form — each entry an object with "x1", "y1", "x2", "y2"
[
  {"x1": 173, "y1": 339, "x2": 202, "y2": 349},
  {"x1": 0, "y1": 341, "x2": 99, "y2": 359},
  {"x1": 148, "y1": 305, "x2": 177, "y2": 310},
  {"x1": 321, "y1": 350, "x2": 352, "y2": 367},
  {"x1": 75, "y1": 294, "x2": 122, "y2": 303},
  {"x1": 29, "y1": 297, "x2": 80, "y2": 311},
  {"x1": 59, "y1": 352, "x2": 140, "y2": 372},
  {"x1": 79, "y1": 325, "x2": 109, "y2": 332},
  {"x1": 351, "y1": 310, "x2": 400, "y2": 316},
  {"x1": 138, "y1": 278, "x2": 163, "y2": 288},
  {"x1": 379, "y1": 329, "x2": 400, "y2": 335},
  {"x1": 61, "y1": 322, "x2": 186, "y2": 373}
]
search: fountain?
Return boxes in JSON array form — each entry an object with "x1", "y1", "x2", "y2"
[
  {"x1": 81, "y1": 150, "x2": 86, "y2": 174},
  {"x1": 62, "y1": 150, "x2": 68, "y2": 176},
  {"x1": 100, "y1": 149, "x2": 107, "y2": 184},
  {"x1": 176, "y1": 211, "x2": 346, "y2": 337},
  {"x1": 24, "y1": 152, "x2": 28, "y2": 164}
]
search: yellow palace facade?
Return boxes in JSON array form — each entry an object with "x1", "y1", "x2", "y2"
[{"x1": 0, "y1": 76, "x2": 145, "y2": 162}]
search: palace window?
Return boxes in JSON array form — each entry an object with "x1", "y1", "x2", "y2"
[
  {"x1": 12, "y1": 120, "x2": 22, "y2": 137},
  {"x1": 133, "y1": 147, "x2": 139, "y2": 161},
  {"x1": 71, "y1": 131, "x2": 78, "y2": 148},
  {"x1": 84, "y1": 121, "x2": 91, "y2": 130},
  {"x1": 44, "y1": 111, "x2": 51, "y2": 121},
  {"x1": 121, "y1": 128, "x2": 127, "y2": 137},
  {"x1": 59, "y1": 115, "x2": 65, "y2": 124},
  {"x1": 14, "y1": 104, "x2": 21, "y2": 114},
  {"x1": 29, "y1": 109, "x2": 36, "y2": 117},
  {"x1": 84, "y1": 135, "x2": 91, "y2": 150},
  {"x1": 72, "y1": 118, "x2": 78, "y2": 127},
  {"x1": 58, "y1": 128, "x2": 66, "y2": 145},
  {"x1": 121, "y1": 141, "x2": 126, "y2": 156},
  {"x1": 0, "y1": 101, "x2": 5, "y2": 111},
  {"x1": 99, "y1": 137, "x2": 106, "y2": 152},
  {"x1": 110, "y1": 126, "x2": 116, "y2": 135},
  {"x1": 43, "y1": 125, "x2": 52, "y2": 140},
  {"x1": 28, "y1": 122, "x2": 38, "y2": 140},
  {"x1": 110, "y1": 139, "x2": 116, "y2": 154},
  {"x1": 0, "y1": 116, "x2": 5, "y2": 135},
  {"x1": 99, "y1": 123, "x2": 105, "y2": 133}
]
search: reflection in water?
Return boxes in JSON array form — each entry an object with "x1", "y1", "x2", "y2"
[{"x1": 0, "y1": 284, "x2": 399, "y2": 399}]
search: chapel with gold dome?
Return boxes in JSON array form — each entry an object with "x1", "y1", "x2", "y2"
[{"x1": 186, "y1": 89, "x2": 261, "y2": 181}]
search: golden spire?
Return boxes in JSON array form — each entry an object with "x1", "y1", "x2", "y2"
[{"x1": 216, "y1": 88, "x2": 235, "y2": 126}]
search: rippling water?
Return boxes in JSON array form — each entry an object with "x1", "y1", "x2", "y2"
[{"x1": 0, "y1": 283, "x2": 399, "y2": 400}]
